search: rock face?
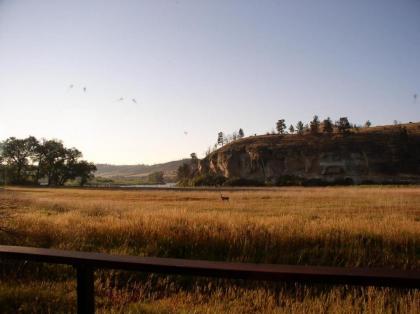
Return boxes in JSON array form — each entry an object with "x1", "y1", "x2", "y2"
[{"x1": 197, "y1": 124, "x2": 420, "y2": 185}]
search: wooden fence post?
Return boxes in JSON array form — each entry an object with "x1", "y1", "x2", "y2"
[{"x1": 76, "y1": 266, "x2": 95, "y2": 314}]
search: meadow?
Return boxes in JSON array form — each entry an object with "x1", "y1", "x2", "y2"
[{"x1": 0, "y1": 186, "x2": 419, "y2": 313}]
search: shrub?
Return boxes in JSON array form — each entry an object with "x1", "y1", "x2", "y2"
[
  {"x1": 332, "y1": 177, "x2": 354, "y2": 186},
  {"x1": 302, "y1": 178, "x2": 328, "y2": 187},
  {"x1": 222, "y1": 177, "x2": 265, "y2": 187},
  {"x1": 191, "y1": 174, "x2": 227, "y2": 186},
  {"x1": 275, "y1": 175, "x2": 303, "y2": 186}
]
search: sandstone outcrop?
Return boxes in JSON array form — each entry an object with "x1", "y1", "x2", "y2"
[{"x1": 197, "y1": 123, "x2": 420, "y2": 185}]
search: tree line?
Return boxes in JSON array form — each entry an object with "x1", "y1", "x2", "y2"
[
  {"x1": 276, "y1": 116, "x2": 372, "y2": 135},
  {"x1": 0, "y1": 136, "x2": 96, "y2": 186},
  {"x1": 217, "y1": 128, "x2": 245, "y2": 146},
  {"x1": 203, "y1": 128, "x2": 245, "y2": 156},
  {"x1": 211, "y1": 117, "x2": 373, "y2": 153}
]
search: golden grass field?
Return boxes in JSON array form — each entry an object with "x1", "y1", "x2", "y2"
[{"x1": 0, "y1": 186, "x2": 419, "y2": 313}]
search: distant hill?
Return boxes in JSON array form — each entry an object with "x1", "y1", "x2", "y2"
[
  {"x1": 194, "y1": 122, "x2": 420, "y2": 186},
  {"x1": 95, "y1": 159, "x2": 190, "y2": 181}
]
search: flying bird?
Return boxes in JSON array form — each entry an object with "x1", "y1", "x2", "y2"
[
  {"x1": 184, "y1": 131, "x2": 188, "y2": 135},
  {"x1": 83, "y1": 87, "x2": 87, "y2": 93},
  {"x1": 115, "y1": 97, "x2": 124, "y2": 102},
  {"x1": 132, "y1": 98, "x2": 137, "y2": 104},
  {"x1": 414, "y1": 94, "x2": 418, "y2": 103}
]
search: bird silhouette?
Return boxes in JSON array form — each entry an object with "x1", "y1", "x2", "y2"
[
  {"x1": 132, "y1": 98, "x2": 137, "y2": 104},
  {"x1": 83, "y1": 87, "x2": 87, "y2": 93},
  {"x1": 414, "y1": 94, "x2": 418, "y2": 103},
  {"x1": 184, "y1": 131, "x2": 188, "y2": 135}
]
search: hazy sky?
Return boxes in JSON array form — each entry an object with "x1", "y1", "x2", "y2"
[{"x1": 1, "y1": 0, "x2": 419, "y2": 164}]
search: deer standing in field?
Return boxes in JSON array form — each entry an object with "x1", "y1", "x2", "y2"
[{"x1": 220, "y1": 193, "x2": 229, "y2": 202}]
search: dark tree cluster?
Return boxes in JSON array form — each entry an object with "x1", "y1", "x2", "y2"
[
  {"x1": 176, "y1": 162, "x2": 193, "y2": 185},
  {"x1": 0, "y1": 136, "x2": 96, "y2": 186},
  {"x1": 148, "y1": 171, "x2": 165, "y2": 184},
  {"x1": 214, "y1": 128, "x2": 245, "y2": 150},
  {"x1": 276, "y1": 116, "x2": 367, "y2": 135}
]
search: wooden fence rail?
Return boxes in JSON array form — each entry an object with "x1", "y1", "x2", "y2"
[{"x1": 0, "y1": 245, "x2": 419, "y2": 314}]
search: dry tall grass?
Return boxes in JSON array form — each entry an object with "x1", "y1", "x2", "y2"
[{"x1": 0, "y1": 186, "x2": 419, "y2": 313}]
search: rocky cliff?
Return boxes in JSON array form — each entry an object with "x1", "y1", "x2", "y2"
[{"x1": 197, "y1": 123, "x2": 420, "y2": 185}]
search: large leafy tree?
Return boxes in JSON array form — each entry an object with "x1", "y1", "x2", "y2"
[
  {"x1": 1, "y1": 136, "x2": 96, "y2": 186},
  {"x1": 1, "y1": 136, "x2": 38, "y2": 184},
  {"x1": 65, "y1": 160, "x2": 96, "y2": 186},
  {"x1": 36, "y1": 139, "x2": 69, "y2": 186},
  {"x1": 57, "y1": 148, "x2": 84, "y2": 186}
]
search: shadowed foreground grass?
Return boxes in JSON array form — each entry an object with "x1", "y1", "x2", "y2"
[{"x1": 0, "y1": 186, "x2": 419, "y2": 313}]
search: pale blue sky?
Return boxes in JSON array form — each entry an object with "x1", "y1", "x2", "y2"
[{"x1": 0, "y1": 0, "x2": 419, "y2": 164}]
